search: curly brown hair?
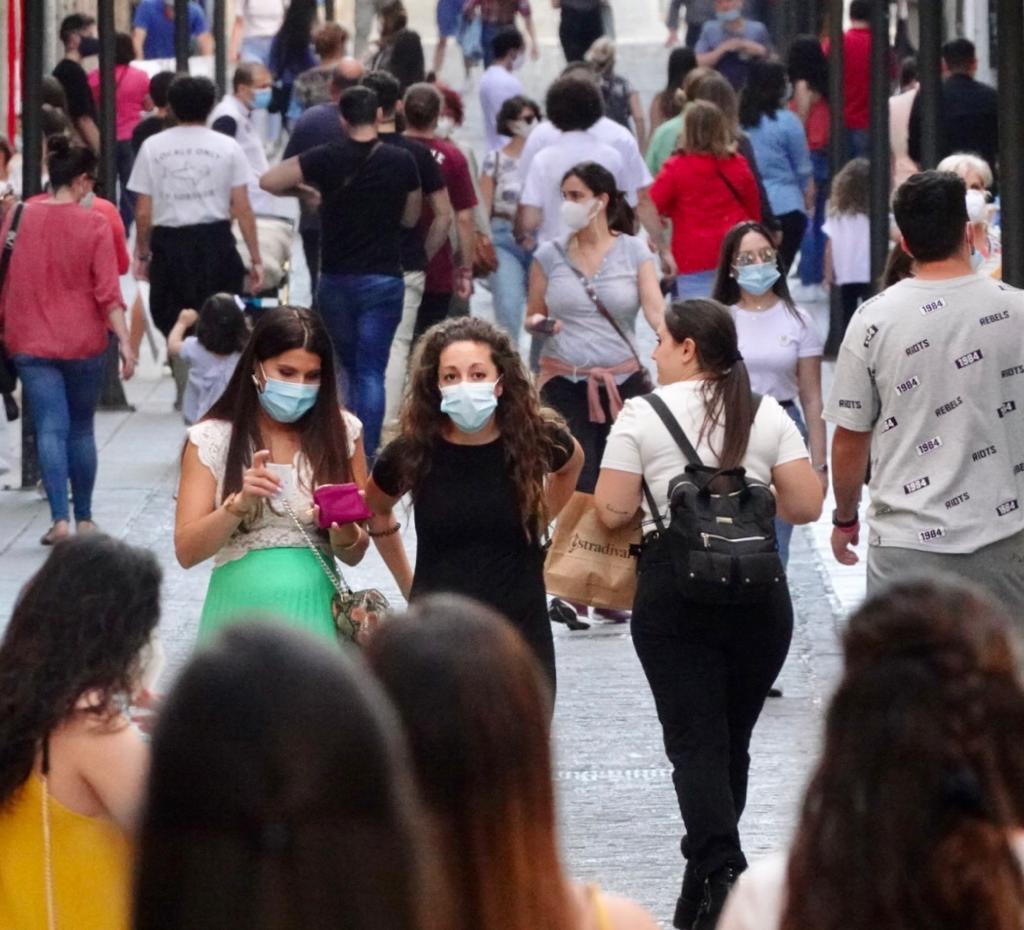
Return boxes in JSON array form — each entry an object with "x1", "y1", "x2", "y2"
[{"x1": 398, "y1": 317, "x2": 567, "y2": 536}]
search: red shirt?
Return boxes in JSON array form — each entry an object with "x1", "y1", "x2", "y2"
[
  {"x1": 649, "y1": 152, "x2": 760, "y2": 274},
  {"x1": 87, "y1": 64, "x2": 151, "y2": 141},
  {"x1": 418, "y1": 136, "x2": 477, "y2": 295},
  {"x1": 0, "y1": 201, "x2": 124, "y2": 359},
  {"x1": 824, "y1": 26, "x2": 871, "y2": 131},
  {"x1": 29, "y1": 192, "x2": 130, "y2": 275}
]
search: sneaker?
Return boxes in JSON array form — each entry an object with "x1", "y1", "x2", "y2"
[
  {"x1": 592, "y1": 607, "x2": 630, "y2": 623},
  {"x1": 549, "y1": 598, "x2": 590, "y2": 631},
  {"x1": 672, "y1": 863, "x2": 702, "y2": 929},
  {"x1": 691, "y1": 865, "x2": 739, "y2": 930}
]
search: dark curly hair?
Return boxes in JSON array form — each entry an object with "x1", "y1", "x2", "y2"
[
  {"x1": 397, "y1": 317, "x2": 567, "y2": 536},
  {"x1": 0, "y1": 535, "x2": 162, "y2": 807}
]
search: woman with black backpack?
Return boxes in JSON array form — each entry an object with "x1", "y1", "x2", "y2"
[{"x1": 594, "y1": 298, "x2": 822, "y2": 930}]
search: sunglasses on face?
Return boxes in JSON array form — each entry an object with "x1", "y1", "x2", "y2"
[
  {"x1": 518, "y1": 114, "x2": 537, "y2": 124},
  {"x1": 734, "y1": 247, "x2": 777, "y2": 267}
]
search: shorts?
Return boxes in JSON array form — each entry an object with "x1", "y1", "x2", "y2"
[{"x1": 437, "y1": 0, "x2": 463, "y2": 37}]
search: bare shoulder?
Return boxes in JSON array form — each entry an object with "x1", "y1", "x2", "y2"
[{"x1": 600, "y1": 893, "x2": 661, "y2": 930}]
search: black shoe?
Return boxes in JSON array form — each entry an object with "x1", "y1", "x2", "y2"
[
  {"x1": 768, "y1": 687, "x2": 783, "y2": 698},
  {"x1": 2, "y1": 393, "x2": 18, "y2": 422},
  {"x1": 548, "y1": 598, "x2": 590, "y2": 630},
  {"x1": 692, "y1": 865, "x2": 739, "y2": 930},
  {"x1": 672, "y1": 863, "x2": 702, "y2": 929}
]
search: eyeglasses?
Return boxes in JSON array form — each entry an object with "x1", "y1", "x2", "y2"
[{"x1": 734, "y1": 247, "x2": 777, "y2": 267}]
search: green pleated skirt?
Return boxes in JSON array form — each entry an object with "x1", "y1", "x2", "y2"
[{"x1": 198, "y1": 547, "x2": 337, "y2": 645}]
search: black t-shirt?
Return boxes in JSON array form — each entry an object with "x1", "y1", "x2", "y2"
[
  {"x1": 372, "y1": 427, "x2": 574, "y2": 633},
  {"x1": 298, "y1": 137, "x2": 420, "y2": 277},
  {"x1": 130, "y1": 115, "x2": 169, "y2": 155},
  {"x1": 378, "y1": 132, "x2": 444, "y2": 273},
  {"x1": 53, "y1": 59, "x2": 97, "y2": 122}
]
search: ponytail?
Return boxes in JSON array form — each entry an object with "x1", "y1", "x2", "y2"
[
  {"x1": 561, "y1": 160, "x2": 637, "y2": 236},
  {"x1": 607, "y1": 190, "x2": 636, "y2": 235}
]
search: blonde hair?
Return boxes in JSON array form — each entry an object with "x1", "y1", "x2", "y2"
[
  {"x1": 936, "y1": 152, "x2": 994, "y2": 189},
  {"x1": 682, "y1": 100, "x2": 735, "y2": 157}
]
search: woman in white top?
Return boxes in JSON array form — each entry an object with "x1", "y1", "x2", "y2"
[
  {"x1": 719, "y1": 577, "x2": 1024, "y2": 930},
  {"x1": 175, "y1": 306, "x2": 369, "y2": 645},
  {"x1": 595, "y1": 298, "x2": 822, "y2": 930},
  {"x1": 712, "y1": 220, "x2": 827, "y2": 566}
]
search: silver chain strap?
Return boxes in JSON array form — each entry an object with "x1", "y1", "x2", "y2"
[{"x1": 279, "y1": 498, "x2": 352, "y2": 599}]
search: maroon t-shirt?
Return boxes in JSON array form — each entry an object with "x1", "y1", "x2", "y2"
[{"x1": 418, "y1": 136, "x2": 478, "y2": 294}]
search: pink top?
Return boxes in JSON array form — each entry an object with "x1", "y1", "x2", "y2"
[
  {"x1": 87, "y1": 65, "x2": 151, "y2": 140},
  {"x1": 28, "y1": 193, "x2": 130, "y2": 276},
  {"x1": 0, "y1": 201, "x2": 124, "y2": 359}
]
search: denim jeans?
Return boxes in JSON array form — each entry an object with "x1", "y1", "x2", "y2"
[
  {"x1": 631, "y1": 538, "x2": 793, "y2": 880},
  {"x1": 318, "y1": 272, "x2": 405, "y2": 459},
  {"x1": 774, "y1": 403, "x2": 809, "y2": 567},
  {"x1": 490, "y1": 218, "x2": 532, "y2": 343},
  {"x1": 797, "y1": 149, "x2": 830, "y2": 286},
  {"x1": 14, "y1": 352, "x2": 106, "y2": 523}
]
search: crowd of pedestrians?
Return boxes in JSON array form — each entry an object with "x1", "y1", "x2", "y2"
[{"x1": 1, "y1": 2, "x2": 1024, "y2": 929}]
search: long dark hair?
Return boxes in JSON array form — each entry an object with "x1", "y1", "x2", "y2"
[
  {"x1": 782, "y1": 578, "x2": 1024, "y2": 930},
  {"x1": 270, "y1": 0, "x2": 316, "y2": 75},
  {"x1": 0, "y1": 535, "x2": 161, "y2": 807},
  {"x1": 365, "y1": 595, "x2": 572, "y2": 930},
  {"x1": 562, "y1": 161, "x2": 635, "y2": 235},
  {"x1": 204, "y1": 306, "x2": 351, "y2": 504},
  {"x1": 787, "y1": 34, "x2": 829, "y2": 99},
  {"x1": 739, "y1": 60, "x2": 787, "y2": 129},
  {"x1": 664, "y1": 299, "x2": 754, "y2": 470},
  {"x1": 398, "y1": 317, "x2": 566, "y2": 536},
  {"x1": 655, "y1": 46, "x2": 697, "y2": 121},
  {"x1": 712, "y1": 220, "x2": 803, "y2": 322},
  {"x1": 134, "y1": 623, "x2": 436, "y2": 930}
]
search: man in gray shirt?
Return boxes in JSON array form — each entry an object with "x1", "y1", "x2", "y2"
[{"x1": 825, "y1": 171, "x2": 1024, "y2": 614}]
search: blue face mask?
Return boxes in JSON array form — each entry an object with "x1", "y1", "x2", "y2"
[
  {"x1": 969, "y1": 247, "x2": 984, "y2": 273},
  {"x1": 735, "y1": 263, "x2": 781, "y2": 296},
  {"x1": 440, "y1": 381, "x2": 499, "y2": 434},
  {"x1": 716, "y1": 7, "x2": 741, "y2": 22},
  {"x1": 252, "y1": 87, "x2": 273, "y2": 110},
  {"x1": 255, "y1": 368, "x2": 319, "y2": 423}
]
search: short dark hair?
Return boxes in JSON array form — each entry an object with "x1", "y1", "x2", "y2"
[
  {"x1": 232, "y1": 63, "x2": 256, "y2": 92},
  {"x1": 196, "y1": 293, "x2": 248, "y2": 356},
  {"x1": 491, "y1": 27, "x2": 524, "y2": 61},
  {"x1": 59, "y1": 13, "x2": 94, "y2": 45},
  {"x1": 893, "y1": 171, "x2": 968, "y2": 262},
  {"x1": 848, "y1": 0, "x2": 870, "y2": 20},
  {"x1": 402, "y1": 82, "x2": 441, "y2": 130},
  {"x1": 167, "y1": 75, "x2": 217, "y2": 123},
  {"x1": 545, "y1": 76, "x2": 603, "y2": 132},
  {"x1": 942, "y1": 38, "x2": 976, "y2": 72},
  {"x1": 495, "y1": 94, "x2": 540, "y2": 137},
  {"x1": 900, "y1": 55, "x2": 918, "y2": 87},
  {"x1": 361, "y1": 70, "x2": 401, "y2": 117},
  {"x1": 339, "y1": 85, "x2": 379, "y2": 127},
  {"x1": 148, "y1": 71, "x2": 176, "y2": 109},
  {"x1": 115, "y1": 32, "x2": 135, "y2": 66}
]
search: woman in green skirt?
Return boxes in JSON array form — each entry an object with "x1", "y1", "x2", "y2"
[{"x1": 175, "y1": 306, "x2": 369, "y2": 643}]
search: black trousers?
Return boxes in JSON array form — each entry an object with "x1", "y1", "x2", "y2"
[
  {"x1": 301, "y1": 228, "x2": 321, "y2": 307},
  {"x1": 413, "y1": 291, "x2": 453, "y2": 342},
  {"x1": 631, "y1": 538, "x2": 793, "y2": 880},
  {"x1": 559, "y1": 6, "x2": 604, "y2": 63},
  {"x1": 776, "y1": 210, "x2": 807, "y2": 276},
  {"x1": 540, "y1": 370, "x2": 649, "y2": 493},
  {"x1": 150, "y1": 221, "x2": 246, "y2": 337}
]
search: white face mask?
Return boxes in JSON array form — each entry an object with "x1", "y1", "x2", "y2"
[
  {"x1": 509, "y1": 119, "x2": 535, "y2": 139},
  {"x1": 560, "y1": 197, "x2": 598, "y2": 232},
  {"x1": 436, "y1": 115, "x2": 456, "y2": 138},
  {"x1": 965, "y1": 188, "x2": 988, "y2": 223}
]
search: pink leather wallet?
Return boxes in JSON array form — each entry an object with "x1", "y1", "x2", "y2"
[{"x1": 313, "y1": 483, "x2": 372, "y2": 528}]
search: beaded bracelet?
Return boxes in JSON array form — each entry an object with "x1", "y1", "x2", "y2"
[{"x1": 367, "y1": 523, "x2": 401, "y2": 538}]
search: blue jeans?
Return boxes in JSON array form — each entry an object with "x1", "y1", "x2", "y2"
[
  {"x1": 318, "y1": 272, "x2": 404, "y2": 459},
  {"x1": 847, "y1": 129, "x2": 869, "y2": 160},
  {"x1": 675, "y1": 269, "x2": 717, "y2": 299},
  {"x1": 490, "y1": 218, "x2": 532, "y2": 343},
  {"x1": 774, "y1": 403, "x2": 809, "y2": 567},
  {"x1": 240, "y1": 35, "x2": 274, "y2": 65},
  {"x1": 797, "y1": 149, "x2": 830, "y2": 286},
  {"x1": 14, "y1": 352, "x2": 106, "y2": 523}
]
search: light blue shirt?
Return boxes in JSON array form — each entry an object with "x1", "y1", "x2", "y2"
[{"x1": 744, "y1": 109, "x2": 811, "y2": 218}]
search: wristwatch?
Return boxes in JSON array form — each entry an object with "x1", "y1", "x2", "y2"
[{"x1": 831, "y1": 508, "x2": 859, "y2": 529}]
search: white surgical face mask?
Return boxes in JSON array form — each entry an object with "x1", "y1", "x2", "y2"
[
  {"x1": 965, "y1": 188, "x2": 988, "y2": 224},
  {"x1": 560, "y1": 197, "x2": 598, "y2": 232},
  {"x1": 509, "y1": 118, "x2": 535, "y2": 139},
  {"x1": 436, "y1": 115, "x2": 456, "y2": 138}
]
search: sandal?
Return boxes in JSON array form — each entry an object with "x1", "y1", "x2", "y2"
[
  {"x1": 40, "y1": 523, "x2": 70, "y2": 546},
  {"x1": 76, "y1": 520, "x2": 99, "y2": 535}
]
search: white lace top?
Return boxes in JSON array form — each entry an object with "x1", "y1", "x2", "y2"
[{"x1": 186, "y1": 414, "x2": 363, "y2": 567}]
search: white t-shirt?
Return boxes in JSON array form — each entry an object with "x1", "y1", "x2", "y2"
[
  {"x1": 128, "y1": 124, "x2": 253, "y2": 228},
  {"x1": 478, "y1": 64, "x2": 524, "y2": 154},
  {"x1": 238, "y1": 0, "x2": 286, "y2": 38},
  {"x1": 518, "y1": 116, "x2": 653, "y2": 198},
  {"x1": 822, "y1": 212, "x2": 870, "y2": 286},
  {"x1": 208, "y1": 94, "x2": 286, "y2": 217},
  {"x1": 520, "y1": 131, "x2": 627, "y2": 243},
  {"x1": 601, "y1": 380, "x2": 809, "y2": 526},
  {"x1": 731, "y1": 302, "x2": 824, "y2": 403}
]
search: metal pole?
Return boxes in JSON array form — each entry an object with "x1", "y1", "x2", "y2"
[
  {"x1": 868, "y1": 0, "x2": 891, "y2": 287},
  {"x1": 175, "y1": 0, "x2": 190, "y2": 72},
  {"x1": 98, "y1": 0, "x2": 117, "y2": 205},
  {"x1": 325, "y1": 0, "x2": 336, "y2": 22},
  {"x1": 213, "y1": 0, "x2": 228, "y2": 96},
  {"x1": 997, "y1": 0, "x2": 1024, "y2": 287},
  {"x1": 916, "y1": 0, "x2": 943, "y2": 169},
  {"x1": 824, "y1": 0, "x2": 846, "y2": 356}
]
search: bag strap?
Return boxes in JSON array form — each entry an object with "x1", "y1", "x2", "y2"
[
  {"x1": 0, "y1": 202, "x2": 26, "y2": 300},
  {"x1": 715, "y1": 160, "x2": 747, "y2": 212},
  {"x1": 280, "y1": 497, "x2": 354, "y2": 597},
  {"x1": 341, "y1": 142, "x2": 382, "y2": 190},
  {"x1": 40, "y1": 733, "x2": 56, "y2": 930},
  {"x1": 552, "y1": 241, "x2": 646, "y2": 372}
]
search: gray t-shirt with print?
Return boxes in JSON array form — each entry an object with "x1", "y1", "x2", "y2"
[{"x1": 824, "y1": 274, "x2": 1024, "y2": 553}]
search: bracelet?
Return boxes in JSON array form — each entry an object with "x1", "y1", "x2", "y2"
[
  {"x1": 831, "y1": 508, "x2": 859, "y2": 530},
  {"x1": 332, "y1": 526, "x2": 364, "y2": 549},
  {"x1": 367, "y1": 523, "x2": 401, "y2": 538},
  {"x1": 223, "y1": 493, "x2": 251, "y2": 519},
  {"x1": 813, "y1": 463, "x2": 829, "y2": 473}
]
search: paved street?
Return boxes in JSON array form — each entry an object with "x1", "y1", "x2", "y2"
[{"x1": 0, "y1": 18, "x2": 861, "y2": 926}]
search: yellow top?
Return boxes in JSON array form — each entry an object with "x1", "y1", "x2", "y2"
[{"x1": 0, "y1": 774, "x2": 131, "y2": 930}]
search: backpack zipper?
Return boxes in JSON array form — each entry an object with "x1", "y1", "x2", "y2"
[{"x1": 701, "y1": 532, "x2": 768, "y2": 547}]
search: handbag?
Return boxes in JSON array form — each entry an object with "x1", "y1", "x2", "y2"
[
  {"x1": 282, "y1": 498, "x2": 389, "y2": 645},
  {"x1": 0, "y1": 202, "x2": 25, "y2": 398},
  {"x1": 553, "y1": 241, "x2": 654, "y2": 393},
  {"x1": 472, "y1": 153, "x2": 502, "y2": 279}
]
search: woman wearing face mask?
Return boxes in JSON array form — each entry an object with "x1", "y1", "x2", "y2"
[
  {"x1": 366, "y1": 316, "x2": 583, "y2": 690},
  {"x1": 526, "y1": 161, "x2": 663, "y2": 624},
  {"x1": 0, "y1": 137, "x2": 134, "y2": 546},
  {"x1": 479, "y1": 95, "x2": 541, "y2": 345},
  {"x1": 712, "y1": 221, "x2": 826, "y2": 567},
  {"x1": 936, "y1": 152, "x2": 1001, "y2": 277},
  {"x1": 175, "y1": 306, "x2": 370, "y2": 645}
]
